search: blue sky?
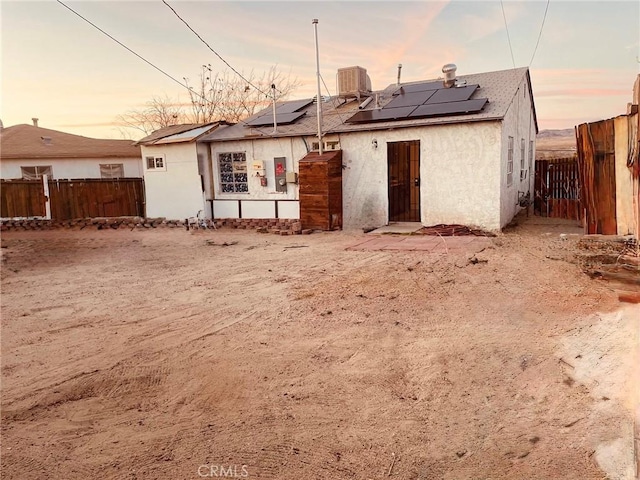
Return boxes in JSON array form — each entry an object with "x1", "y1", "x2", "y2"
[{"x1": 1, "y1": 0, "x2": 639, "y2": 139}]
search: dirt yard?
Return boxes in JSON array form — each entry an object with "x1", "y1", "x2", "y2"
[{"x1": 1, "y1": 217, "x2": 637, "y2": 479}]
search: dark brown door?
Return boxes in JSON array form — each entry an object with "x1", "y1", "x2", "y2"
[{"x1": 388, "y1": 140, "x2": 420, "y2": 222}]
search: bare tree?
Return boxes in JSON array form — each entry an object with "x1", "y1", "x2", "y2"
[
  {"x1": 116, "y1": 66, "x2": 301, "y2": 138},
  {"x1": 184, "y1": 65, "x2": 302, "y2": 123},
  {"x1": 116, "y1": 95, "x2": 186, "y2": 138}
]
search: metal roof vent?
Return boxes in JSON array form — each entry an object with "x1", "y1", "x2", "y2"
[
  {"x1": 41, "y1": 136, "x2": 52, "y2": 145},
  {"x1": 442, "y1": 63, "x2": 457, "y2": 88},
  {"x1": 337, "y1": 66, "x2": 371, "y2": 101}
]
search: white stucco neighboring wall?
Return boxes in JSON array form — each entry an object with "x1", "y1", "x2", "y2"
[
  {"x1": 499, "y1": 77, "x2": 537, "y2": 228},
  {"x1": 142, "y1": 143, "x2": 206, "y2": 219},
  {"x1": 613, "y1": 115, "x2": 637, "y2": 236},
  {"x1": 0, "y1": 157, "x2": 142, "y2": 179},
  {"x1": 339, "y1": 122, "x2": 503, "y2": 230}
]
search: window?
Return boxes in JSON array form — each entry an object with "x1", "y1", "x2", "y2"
[
  {"x1": 311, "y1": 140, "x2": 340, "y2": 151},
  {"x1": 507, "y1": 136, "x2": 514, "y2": 187},
  {"x1": 100, "y1": 163, "x2": 124, "y2": 178},
  {"x1": 21, "y1": 166, "x2": 52, "y2": 180},
  {"x1": 528, "y1": 140, "x2": 534, "y2": 177},
  {"x1": 145, "y1": 156, "x2": 165, "y2": 170},
  {"x1": 218, "y1": 152, "x2": 248, "y2": 193},
  {"x1": 520, "y1": 138, "x2": 526, "y2": 181}
]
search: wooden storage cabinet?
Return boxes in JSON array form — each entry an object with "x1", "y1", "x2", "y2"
[{"x1": 298, "y1": 150, "x2": 343, "y2": 230}]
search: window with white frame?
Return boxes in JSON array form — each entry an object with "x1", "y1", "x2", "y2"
[
  {"x1": 21, "y1": 166, "x2": 52, "y2": 180},
  {"x1": 145, "y1": 155, "x2": 165, "y2": 171},
  {"x1": 528, "y1": 140, "x2": 534, "y2": 177},
  {"x1": 520, "y1": 138, "x2": 526, "y2": 181},
  {"x1": 100, "y1": 163, "x2": 124, "y2": 178},
  {"x1": 218, "y1": 152, "x2": 248, "y2": 193},
  {"x1": 507, "y1": 136, "x2": 514, "y2": 187}
]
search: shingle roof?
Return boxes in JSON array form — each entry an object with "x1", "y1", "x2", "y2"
[
  {"x1": 0, "y1": 124, "x2": 140, "y2": 160},
  {"x1": 201, "y1": 67, "x2": 537, "y2": 142}
]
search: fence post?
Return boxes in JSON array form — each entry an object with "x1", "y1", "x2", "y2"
[{"x1": 42, "y1": 174, "x2": 51, "y2": 219}]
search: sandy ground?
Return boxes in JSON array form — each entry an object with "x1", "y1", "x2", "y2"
[{"x1": 1, "y1": 216, "x2": 637, "y2": 480}]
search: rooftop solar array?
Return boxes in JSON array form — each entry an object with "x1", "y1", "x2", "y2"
[
  {"x1": 346, "y1": 82, "x2": 488, "y2": 124},
  {"x1": 245, "y1": 98, "x2": 313, "y2": 127},
  {"x1": 245, "y1": 111, "x2": 306, "y2": 127}
]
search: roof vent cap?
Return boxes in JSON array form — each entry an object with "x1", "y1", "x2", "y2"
[
  {"x1": 41, "y1": 136, "x2": 52, "y2": 145},
  {"x1": 442, "y1": 63, "x2": 457, "y2": 88}
]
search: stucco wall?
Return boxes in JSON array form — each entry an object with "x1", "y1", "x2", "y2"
[
  {"x1": 613, "y1": 115, "x2": 637, "y2": 235},
  {"x1": 142, "y1": 143, "x2": 205, "y2": 219},
  {"x1": 499, "y1": 77, "x2": 537, "y2": 228},
  {"x1": 208, "y1": 137, "x2": 306, "y2": 201},
  {"x1": 339, "y1": 122, "x2": 503, "y2": 230},
  {"x1": 208, "y1": 123, "x2": 504, "y2": 230},
  {"x1": 0, "y1": 157, "x2": 142, "y2": 179}
]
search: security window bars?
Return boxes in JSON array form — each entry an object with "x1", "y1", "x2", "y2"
[{"x1": 219, "y1": 152, "x2": 248, "y2": 193}]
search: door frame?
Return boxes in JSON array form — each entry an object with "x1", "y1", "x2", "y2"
[{"x1": 387, "y1": 140, "x2": 421, "y2": 222}]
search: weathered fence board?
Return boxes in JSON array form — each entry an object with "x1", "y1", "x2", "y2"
[
  {"x1": 576, "y1": 120, "x2": 617, "y2": 234},
  {"x1": 0, "y1": 180, "x2": 46, "y2": 218}
]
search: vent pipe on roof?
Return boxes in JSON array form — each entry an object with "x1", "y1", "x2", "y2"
[
  {"x1": 397, "y1": 64, "x2": 402, "y2": 86},
  {"x1": 442, "y1": 64, "x2": 457, "y2": 88},
  {"x1": 32, "y1": 117, "x2": 39, "y2": 127}
]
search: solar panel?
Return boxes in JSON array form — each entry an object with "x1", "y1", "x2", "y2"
[
  {"x1": 346, "y1": 106, "x2": 418, "y2": 123},
  {"x1": 425, "y1": 85, "x2": 478, "y2": 104},
  {"x1": 276, "y1": 98, "x2": 314, "y2": 114},
  {"x1": 384, "y1": 90, "x2": 436, "y2": 109},
  {"x1": 408, "y1": 98, "x2": 488, "y2": 119},
  {"x1": 246, "y1": 111, "x2": 306, "y2": 127},
  {"x1": 395, "y1": 81, "x2": 443, "y2": 94}
]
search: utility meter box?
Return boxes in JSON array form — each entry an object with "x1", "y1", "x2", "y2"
[
  {"x1": 286, "y1": 171, "x2": 298, "y2": 184},
  {"x1": 274, "y1": 157, "x2": 287, "y2": 192},
  {"x1": 252, "y1": 160, "x2": 265, "y2": 173}
]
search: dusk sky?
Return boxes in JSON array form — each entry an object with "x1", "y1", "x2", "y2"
[{"x1": 1, "y1": 0, "x2": 639, "y2": 139}]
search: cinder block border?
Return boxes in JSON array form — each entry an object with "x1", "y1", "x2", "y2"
[{"x1": 0, "y1": 217, "x2": 311, "y2": 235}]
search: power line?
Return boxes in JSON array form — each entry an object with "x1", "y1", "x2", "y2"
[
  {"x1": 500, "y1": 0, "x2": 516, "y2": 68},
  {"x1": 56, "y1": 0, "x2": 277, "y2": 137},
  {"x1": 319, "y1": 73, "x2": 346, "y2": 128},
  {"x1": 55, "y1": 0, "x2": 201, "y2": 100},
  {"x1": 161, "y1": 0, "x2": 271, "y2": 99},
  {"x1": 529, "y1": 0, "x2": 550, "y2": 66}
]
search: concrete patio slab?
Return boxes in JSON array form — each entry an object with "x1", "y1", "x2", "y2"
[{"x1": 368, "y1": 222, "x2": 423, "y2": 235}]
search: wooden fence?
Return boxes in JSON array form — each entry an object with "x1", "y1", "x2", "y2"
[
  {"x1": 0, "y1": 180, "x2": 47, "y2": 218},
  {"x1": 1, "y1": 178, "x2": 145, "y2": 220},
  {"x1": 534, "y1": 157, "x2": 581, "y2": 220}
]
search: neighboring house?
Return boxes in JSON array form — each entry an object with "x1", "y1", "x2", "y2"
[
  {"x1": 575, "y1": 74, "x2": 639, "y2": 237},
  {"x1": 0, "y1": 120, "x2": 142, "y2": 180},
  {"x1": 136, "y1": 122, "x2": 229, "y2": 220},
  {"x1": 200, "y1": 65, "x2": 538, "y2": 231}
]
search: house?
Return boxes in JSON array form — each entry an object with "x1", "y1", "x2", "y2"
[
  {"x1": 0, "y1": 120, "x2": 142, "y2": 180},
  {"x1": 0, "y1": 120, "x2": 145, "y2": 219},
  {"x1": 200, "y1": 65, "x2": 538, "y2": 231},
  {"x1": 575, "y1": 75, "x2": 640, "y2": 237},
  {"x1": 136, "y1": 122, "x2": 229, "y2": 220}
]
